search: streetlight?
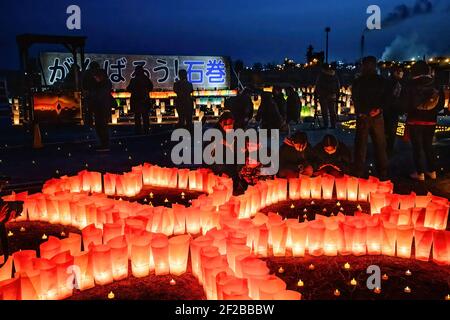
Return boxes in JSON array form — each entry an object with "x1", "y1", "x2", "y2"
[{"x1": 325, "y1": 27, "x2": 331, "y2": 64}]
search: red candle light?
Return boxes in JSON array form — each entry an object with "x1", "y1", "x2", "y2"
[
  {"x1": 130, "y1": 232, "x2": 152, "y2": 278},
  {"x1": 91, "y1": 244, "x2": 113, "y2": 285},
  {"x1": 396, "y1": 225, "x2": 414, "y2": 258},
  {"x1": 432, "y1": 230, "x2": 449, "y2": 265},
  {"x1": 335, "y1": 176, "x2": 348, "y2": 200},
  {"x1": 324, "y1": 220, "x2": 340, "y2": 256},
  {"x1": 190, "y1": 235, "x2": 214, "y2": 280},
  {"x1": 310, "y1": 176, "x2": 322, "y2": 199},
  {"x1": 288, "y1": 178, "x2": 300, "y2": 200},
  {"x1": 370, "y1": 192, "x2": 386, "y2": 215},
  {"x1": 168, "y1": 234, "x2": 191, "y2": 275},
  {"x1": 352, "y1": 220, "x2": 367, "y2": 256},
  {"x1": 72, "y1": 251, "x2": 95, "y2": 291},
  {"x1": 366, "y1": 218, "x2": 382, "y2": 255},
  {"x1": 40, "y1": 236, "x2": 62, "y2": 260},
  {"x1": 151, "y1": 233, "x2": 170, "y2": 275},
  {"x1": 268, "y1": 219, "x2": 287, "y2": 257},
  {"x1": 414, "y1": 227, "x2": 433, "y2": 261},
  {"x1": 82, "y1": 224, "x2": 103, "y2": 250},
  {"x1": 321, "y1": 174, "x2": 335, "y2": 200},
  {"x1": 346, "y1": 177, "x2": 359, "y2": 201},
  {"x1": 32, "y1": 258, "x2": 58, "y2": 300},
  {"x1": 107, "y1": 236, "x2": 129, "y2": 280},
  {"x1": 103, "y1": 173, "x2": 117, "y2": 196},
  {"x1": 307, "y1": 220, "x2": 325, "y2": 256},
  {"x1": 289, "y1": 221, "x2": 308, "y2": 257},
  {"x1": 381, "y1": 221, "x2": 397, "y2": 256},
  {"x1": 299, "y1": 176, "x2": 311, "y2": 199},
  {"x1": 50, "y1": 251, "x2": 75, "y2": 299}
]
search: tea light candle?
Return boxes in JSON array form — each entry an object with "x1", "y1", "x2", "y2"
[
  {"x1": 311, "y1": 201, "x2": 315, "y2": 205},
  {"x1": 170, "y1": 279, "x2": 176, "y2": 286},
  {"x1": 308, "y1": 264, "x2": 315, "y2": 271},
  {"x1": 405, "y1": 270, "x2": 412, "y2": 276},
  {"x1": 382, "y1": 274, "x2": 389, "y2": 281},
  {"x1": 350, "y1": 278, "x2": 357, "y2": 286},
  {"x1": 290, "y1": 203, "x2": 295, "y2": 209},
  {"x1": 322, "y1": 208, "x2": 327, "y2": 212},
  {"x1": 445, "y1": 294, "x2": 450, "y2": 301},
  {"x1": 297, "y1": 279, "x2": 304, "y2": 287},
  {"x1": 334, "y1": 289, "x2": 341, "y2": 296},
  {"x1": 344, "y1": 262, "x2": 351, "y2": 270},
  {"x1": 336, "y1": 201, "x2": 341, "y2": 207},
  {"x1": 164, "y1": 198, "x2": 169, "y2": 203},
  {"x1": 108, "y1": 291, "x2": 115, "y2": 299},
  {"x1": 404, "y1": 286, "x2": 411, "y2": 293},
  {"x1": 303, "y1": 208, "x2": 308, "y2": 213},
  {"x1": 20, "y1": 227, "x2": 25, "y2": 232},
  {"x1": 278, "y1": 266, "x2": 284, "y2": 274},
  {"x1": 7, "y1": 231, "x2": 13, "y2": 237},
  {"x1": 150, "y1": 192, "x2": 154, "y2": 198},
  {"x1": 60, "y1": 231, "x2": 66, "y2": 237},
  {"x1": 42, "y1": 234, "x2": 48, "y2": 240},
  {"x1": 374, "y1": 287, "x2": 381, "y2": 294}
]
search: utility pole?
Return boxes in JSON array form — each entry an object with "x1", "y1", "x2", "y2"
[{"x1": 325, "y1": 27, "x2": 331, "y2": 64}]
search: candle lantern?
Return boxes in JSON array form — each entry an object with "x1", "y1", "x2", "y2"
[
  {"x1": 185, "y1": 207, "x2": 202, "y2": 235},
  {"x1": 222, "y1": 276, "x2": 249, "y2": 300},
  {"x1": 0, "y1": 278, "x2": 20, "y2": 300},
  {"x1": 288, "y1": 178, "x2": 300, "y2": 200},
  {"x1": 12, "y1": 250, "x2": 36, "y2": 274},
  {"x1": 414, "y1": 227, "x2": 433, "y2": 261},
  {"x1": 103, "y1": 173, "x2": 117, "y2": 196},
  {"x1": 275, "y1": 178, "x2": 288, "y2": 201},
  {"x1": 411, "y1": 208, "x2": 425, "y2": 227},
  {"x1": 0, "y1": 257, "x2": 12, "y2": 282},
  {"x1": 335, "y1": 176, "x2": 348, "y2": 200},
  {"x1": 310, "y1": 176, "x2": 322, "y2": 199},
  {"x1": 39, "y1": 236, "x2": 62, "y2": 260},
  {"x1": 51, "y1": 251, "x2": 75, "y2": 299},
  {"x1": 424, "y1": 202, "x2": 439, "y2": 229},
  {"x1": 168, "y1": 234, "x2": 191, "y2": 275},
  {"x1": 254, "y1": 225, "x2": 269, "y2": 257},
  {"x1": 107, "y1": 236, "x2": 129, "y2": 280},
  {"x1": 258, "y1": 275, "x2": 287, "y2": 300},
  {"x1": 206, "y1": 228, "x2": 228, "y2": 255},
  {"x1": 72, "y1": 251, "x2": 95, "y2": 291},
  {"x1": 324, "y1": 220, "x2": 340, "y2": 256},
  {"x1": 82, "y1": 224, "x2": 103, "y2": 250},
  {"x1": 397, "y1": 209, "x2": 412, "y2": 226},
  {"x1": 399, "y1": 193, "x2": 415, "y2": 210},
  {"x1": 103, "y1": 223, "x2": 123, "y2": 244},
  {"x1": 415, "y1": 194, "x2": 431, "y2": 208},
  {"x1": 199, "y1": 246, "x2": 220, "y2": 285},
  {"x1": 16, "y1": 270, "x2": 41, "y2": 300},
  {"x1": 32, "y1": 258, "x2": 58, "y2": 300},
  {"x1": 366, "y1": 219, "x2": 382, "y2": 255},
  {"x1": 308, "y1": 220, "x2": 325, "y2": 256},
  {"x1": 151, "y1": 234, "x2": 170, "y2": 275},
  {"x1": 226, "y1": 244, "x2": 250, "y2": 274},
  {"x1": 130, "y1": 232, "x2": 152, "y2": 278},
  {"x1": 273, "y1": 290, "x2": 302, "y2": 300},
  {"x1": 432, "y1": 230, "x2": 449, "y2": 265},
  {"x1": 321, "y1": 174, "x2": 335, "y2": 200},
  {"x1": 91, "y1": 244, "x2": 113, "y2": 285},
  {"x1": 60, "y1": 233, "x2": 81, "y2": 256},
  {"x1": 290, "y1": 222, "x2": 308, "y2": 257},
  {"x1": 268, "y1": 220, "x2": 287, "y2": 256},
  {"x1": 352, "y1": 220, "x2": 367, "y2": 256},
  {"x1": 370, "y1": 193, "x2": 386, "y2": 215},
  {"x1": 241, "y1": 259, "x2": 269, "y2": 299},
  {"x1": 381, "y1": 222, "x2": 397, "y2": 256},
  {"x1": 396, "y1": 225, "x2": 414, "y2": 258},
  {"x1": 347, "y1": 177, "x2": 359, "y2": 201},
  {"x1": 432, "y1": 208, "x2": 449, "y2": 230},
  {"x1": 358, "y1": 178, "x2": 371, "y2": 202},
  {"x1": 172, "y1": 204, "x2": 187, "y2": 235},
  {"x1": 202, "y1": 255, "x2": 228, "y2": 299},
  {"x1": 299, "y1": 176, "x2": 311, "y2": 199},
  {"x1": 190, "y1": 235, "x2": 214, "y2": 280}
]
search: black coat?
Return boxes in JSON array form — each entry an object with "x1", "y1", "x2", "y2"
[
  {"x1": 312, "y1": 141, "x2": 352, "y2": 173},
  {"x1": 279, "y1": 142, "x2": 317, "y2": 175},
  {"x1": 315, "y1": 72, "x2": 340, "y2": 99},
  {"x1": 286, "y1": 93, "x2": 300, "y2": 122},
  {"x1": 173, "y1": 79, "x2": 194, "y2": 111},
  {"x1": 231, "y1": 93, "x2": 253, "y2": 129},
  {"x1": 352, "y1": 73, "x2": 387, "y2": 115},
  {"x1": 127, "y1": 74, "x2": 153, "y2": 113},
  {"x1": 256, "y1": 99, "x2": 282, "y2": 130}
]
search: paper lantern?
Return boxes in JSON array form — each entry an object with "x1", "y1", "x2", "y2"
[
  {"x1": 335, "y1": 176, "x2": 347, "y2": 200},
  {"x1": 168, "y1": 234, "x2": 191, "y2": 275},
  {"x1": 415, "y1": 194, "x2": 431, "y2": 208},
  {"x1": 432, "y1": 207, "x2": 449, "y2": 230},
  {"x1": 40, "y1": 236, "x2": 62, "y2": 260},
  {"x1": 299, "y1": 176, "x2": 311, "y2": 199},
  {"x1": 0, "y1": 278, "x2": 20, "y2": 300},
  {"x1": 151, "y1": 234, "x2": 170, "y2": 275},
  {"x1": 289, "y1": 222, "x2": 308, "y2": 257},
  {"x1": 381, "y1": 222, "x2": 397, "y2": 256},
  {"x1": 268, "y1": 220, "x2": 287, "y2": 257},
  {"x1": 424, "y1": 202, "x2": 439, "y2": 229},
  {"x1": 340, "y1": 222, "x2": 355, "y2": 255},
  {"x1": 130, "y1": 232, "x2": 152, "y2": 278},
  {"x1": 0, "y1": 257, "x2": 13, "y2": 282},
  {"x1": 103, "y1": 223, "x2": 123, "y2": 244},
  {"x1": 241, "y1": 259, "x2": 269, "y2": 299},
  {"x1": 72, "y1": 251, "x2": 95, "y2": 291},
  {"x1": 324, "y1": 220, "x2": 340, "y2": 256},
  {"x1": 103, "y1": 173, "x2": 117, "y2": 196},
  {"x1": 206, "y1": 228, "x2": 228, "y2": 255},
  {"x1": 366, "y1": 219, "x2": 382, "y2": 255},
  {"x1": 172, "y1": 204, "x2": 187, "y2": 235},
  {"x1": 370, "y1": 193, "x2": 386, "y2": 215},
  {"x1": 307, "y1": 220, "x2": 325, "y2": 256},
  {"x1": 352, "y1": 220, "x2": 367, "y2": 256},
  {"x1": 60, "y1": 233, "x2": 82, "y2": 255},
  {"x1": 258, "y1": 275, "x2": 287, "y2": 300},
  {"x1": 254, "y1": 225, "x2": 269, "y2": 257},
  {"x1": 177, "y1": 169, "x2": 189, "y2": 189},
  {"x1": 57, "y1": 198, "x2": 71, "y2": 225},
  {"x1": 432, "y1": 230, "x2": 449, "y2": 265},
  {"x1": 414, "y1": 227, "x2": 433, "y2": 261},
  {"x1": 16, "y1": 270, "x2": 41, "y2": 300},
  {"x1": 91, "y1": 244, "x2": 113, "y2": 285},
  {"x1": 107, "y1": 236, "x2": 129, "y2": 280},
  {"x1": 221, "y1": 276, "x2": 249, "y2": 300},
  {"x1": 12, "y1": 250, "x2": 36, "y2": 274},
  {"x1": 347, "y1": 177, "x2": 359, "y2": 201},
  {"x1": 190, "y1": 235, "x2": 214, "y2": 280},
  {"x1": 310, "y1": 176, "x2": 322, "y2": 199},
  {"x1": 226, "y1": 244, "x2": 250, "y2": 274},
  {"x1": 273, "y1": 290, "x2": 302, "y2": 300},
  {"x1": 321, "y1": 174, "x2": 335, "y2": 200},
  {"x1": 202, "y1": 255, "x2": 228, "y2": 299},
  {"x1": 51, "y1": 251, "x2": 75, "y2": 299},
  {"x1": 396, "y1": 225, "x2": 414, "y2": 258},
  {"x1": 185, "y1": 207, "x2": 202, "y2": 234},
  {"x1": 399, "y1": 193, "x2": 415, "y2": 210},
  {"x1": 32, "y1": 258, "x2": 58, "y2": 300},
  {"x1": 216, "y1": 271, "x2": 236, "y2": 300},
  {"x1": 82, "y1": 224, "x2": 103, "y2": 249},
  {"x1": 288, "y1": 178, "x2": 300, "y2": 200}
]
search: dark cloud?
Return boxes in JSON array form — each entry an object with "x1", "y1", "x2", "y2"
[{"x1": 383, "y1": 0, "x2": 433, "y2": 27}]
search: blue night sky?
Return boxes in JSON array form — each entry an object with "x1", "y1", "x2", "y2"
[{"x1": 0, "y1": 0, "x2": 449, "y2": 70}]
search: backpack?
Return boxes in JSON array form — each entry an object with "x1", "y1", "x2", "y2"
[{"x1": 413, "y1": 86, "x2": 440, "y2": 111}]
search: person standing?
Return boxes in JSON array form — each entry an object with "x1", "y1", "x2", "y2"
[
  {"x1": 272, "y1": 86, "x2": 287, "y2": 124},
  {"x1": 315, "y1": 64, "x2": 340, "y2": 129},
  {"x1": 173, "y1": 69, "x2": 194, "y2": 129},
  {"x1": 231, "y1": 87, "x2": 254, "y2": 129},
  {"x1": 352, "y1": 56, "x2": 388, "y2": 179},
  {"x1": 82, "y1": 61, "x2": 101, "y2": 127},
  {"x1": 92, "y1": 68, "x2": 112, "y2": 151},
  {"x1": 403, "y1": 61, "x2": 444, "y2": 181},
  {"x1": 286, "y1": 86, "x2": 300, "y2": 124},
  {"x1": 255, "y1": 91, "x2": 282, "y2": 130},
  {"x1": 384, "y1": 65, "x2": 404, "y2": 157},
  {"x1": 127, "y1": 65, "x2": 153, "y2": 134}
]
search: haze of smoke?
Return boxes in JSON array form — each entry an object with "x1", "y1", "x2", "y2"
[{"x1": 381, "y1": 33, "x2": 432, "y2": 60}]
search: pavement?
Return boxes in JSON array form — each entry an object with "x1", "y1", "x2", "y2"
[{"x1": 0, "y1": 115, "x2": 449, "y2": 198}]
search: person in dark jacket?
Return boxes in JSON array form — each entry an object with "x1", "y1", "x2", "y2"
[
  {"x1": 352, "y1": 56, "x2": 388, "y2": 179},
  {"x1": 384, "y1": 65, "x2": 404, "y2": 157},
  {"x1": 127, "y1": 65, "x2": 153, "y2": 134},
  {"x1": 256, "y1": 91, "x2": 282, "y2": 130},
  {"x1": 312, "y1": 134, "x2": 352, "y2": 177},
  {"x1": 92, "y1": 68, "x2": 113, "y2": 151},
  {"x1": 231, "y1": 87, "x2": 254, "y2": 129},
  {"x1": 173, "y1": 69, "x2": 194, "y2": 129},
  {"x1": 272, "y1": 86, "x2": 287, "y2": 124},
  {"x1": 403, "y1": 61, "x2": 444, "y2": 181},
  {"x1": 82, "y1": 61, "x2": 101, "y2": 127},
  {"x1": 286, "y1": 86, "x2": 300, "y2": 124},
  {"x1": 278, "y1": 131, "x2": 316, "y2": 178},
  {"x1": 315, "y1": 64, "x2": 340, "y2": 129}
]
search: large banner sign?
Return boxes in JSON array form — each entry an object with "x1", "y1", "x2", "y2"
[{"x1": 40, "y1": 52, "x2": 231, "y2": 90}]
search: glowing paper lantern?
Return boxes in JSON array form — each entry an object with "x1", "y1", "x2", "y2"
[
  {"x1": 399, "y1": 193, "x2": 415, "y2": 210},
  {"x1": 352, "y1": 220, "x2": 367, "y2": 256},
  {"x1": 310, "y1": 176, "x2": 322, "y2": 199},
  {"x1": 414, "y1": 227, "x2": 433, "y2": 261},
  {"x1": 358, "y1": 178, "x2": 375, "y2": 202},
  {"x1": 366, "y1": 219, "x2": 382, "y2": 255},
  {"x1": 60, "y1": 233, "x2": 81, "y2": 255},
  {"x1": 172, "y1": 204, "x2": 187, "y2": 235},
  {"x1": 12, "y1": 250, "x2": 36, "y2": 274},
  {"x1": 321, "y1": 174, "x2": 335, "y2": 200},
  {"x1": 258, "y1": 275, "x2": 287, "y2": 300},
  {"x1": 107, "y1": 236, "x2": 129, "y2": 281},
  {"x1": 130, "y1": 232, "x2": 152, "y2": 278},
  {"x1": 190, "y1": 235, "x2": 214, "y2": 280},
  {"x1": 432, "y1": 230, "x2": 449, "y2": 265},
  {"x1": 268, "y1": 220, "x2": 287, "y2": 256},
  {"x1": 185, "y1": 207, "x2": 201, "y2": 234},
  {"x1": 16, "y1": 270, "x2": 41, "y2": 300},
  {"x1": 307, "y1": 220, "x2": 325, "y2": 256},
  {"x1": 0, "y1": 278, "x2": 20, "y2": 300},
  {"x1": 202, "y1": 255, "x2": 228, "y2": 299},
  {"x1": 347, "y1": 177, "x2": 359, "y2": 201},
  {"x1": 103, "y1": 223, "x2": 123, "y2": 244},
  {"x1": 289, "y1": 222, "x2": 308, "y2": 257},
  {"x1": 222, "y1": 277, "x2": 249, "y2": 300},
  {"x1": 0, "y1": 257, "x2": 13, "y2": 282},
  {"x1": 241, "y1": 259, "x2": 269, "y2": 299},
  {"x1": 299, "y1": 176, "x2": 311, "y2": 199},
  {"x1": 381, "y1": 222, "x2": 397, "y2": 256},
  {"x1": 151, "y1": 234, "x2": 170, "y2": 275},
  {"x1": 103, "y1": 173, "x2": 117, "y2": 196},
  {"x1": 432, "y1": 207, "x2": 449, "y2": 230},
  {"x1": 396, "y1": 225, "x2": 414, "y2": 258},
  {"x1": 324, "y1": 220, "x2": 340, "y2": 256},
  {"x1": 32, "y1": 258, "x2": 58, "y2": 300},
  {"x1": 273, "y1": 290, "x2": 302, "y2": 300},
  {"x1": 91, "y1": 244, "x2": 113, "y2": 285},
  {"x1": 51, "y1": 251, "x2": 75, "y2": 299},
  {"x1": 370, "y1": 193, "x2": 386, "y2": 215},
  {"x1": 288, "y1": 178, "x2": 300, "y2": 200},
  {"x1": 168, "y1": 234, "x2": 191, "y2": 275},
  {"x1": 335, "y1": 176, "x2": 347, "y2": 200},
  {"x1": 72, "y1": 251, "x2": 95, "y2": 291},
  {"x1": 39, "y1": 236, "x2": 62, "y2": 260},
  {"x1": 82, "y1": 224, "x2": 103, "y2": 249}
]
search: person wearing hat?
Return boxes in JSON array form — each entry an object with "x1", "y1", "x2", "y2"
[
  {"x1": 384, "y1": 65, "x2": 405, "y2": 157},
  {"x1": 278, "y1": 131, "x2": 317, "y2": 178},
  {"x1": 127, "y1": 65, "x2": 154, "y2": 134},
  {"x1": 312, "y1": 134, "x2": 352, "y2": 177},
  {"x1": 402, "y1": 60, "x2": 444, "y2": 181},
  {"x1": 173, "y1": 69, "x2": 194, "y2": 129},
  {"x1": 352, "y1": 56, "x2": 388, "y2": 180},
  {"x1": 315, "y1": 63, "x2": 340, "y2": 129}
]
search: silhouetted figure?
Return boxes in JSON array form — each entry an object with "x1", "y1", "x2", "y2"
[
  {"x1": 0, "y1": 200, "x2": 22, "y2": 260},
  {"x1": 278, "y1": 131, "x2": 316, "y2": 178},
  {"x1": 63, "y1": 64, "x2": 81, "y2": 90},
  {"x1": 312, "y1": 134, "x2": 352, "y2": 176},
  {"x1": 173, "y1": 69, "x2": 194, "y2": 129},
  {"x1": 352, "y1": 56, "x2": 388, "y2": 179},
  {"x1": 403, "y1": 61, "x2": 444, "y2": 181},
  {"x1": 92, "y1": 68, "x2": 112, "y2": 151},
  {"x1": 384, "y1": 66, "x2": 404, "y2": 157},
  {"x1": 82, "y1": 61, "x2": 101, "y2": 127},
  {"x1": 315, "y1": 64, "x2": 340, "y2": 129},
  {"x1": 272, "y1": 86, "x2": 287, "y2": 124},
  {"x1": 255, "y1": 91, "x2": 282, "y2": 130},
  {"x1": 127, "y1": 65, "x2": 153, "y2": 134},
  {"x1": 231, "y1": 87, "x2": 254, "y2": 129},
  {"x1": 286, "y1": 86, "x2": 300, "y2": 124}
]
